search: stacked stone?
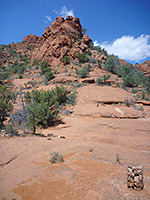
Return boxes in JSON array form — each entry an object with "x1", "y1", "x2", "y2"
[{"x1": 127, "y1": 165, "x2": 144, "y2": 190}]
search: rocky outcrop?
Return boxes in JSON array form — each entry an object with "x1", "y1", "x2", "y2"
[
  {"x1": 31, "y1": 16, "x2": 92, "y2": 66},
  {"x1": 23, "y1": 34, "x2": 42, "y2": 47},
  {"x1": 135, "y1": 61, "x2": 150, "y2": 77}
]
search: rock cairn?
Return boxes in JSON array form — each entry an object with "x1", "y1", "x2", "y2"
[{"x1": 127, "y1": 165, "x2": 144, "y2": 190}]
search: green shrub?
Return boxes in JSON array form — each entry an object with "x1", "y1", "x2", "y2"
[
  {"x1": 10, "y1": 109, "x2": 28, "y2": 132},
  {"x1": 86, "y1": 50, "x2": 92, "y2": 56},
  {"x1": 82, "y1": 27, "x2": 87, "y2": 35},
  {"x1": 89, "y1": 42, "x2": 108, "y2": 55},
  {"x1": 0, "y1": 72, "x2": 10, "y2": 80},
  {"x1": 24, "y1": 86, "x2": 69, "y2": 133},
  {"x1": 9, "y1": 62, "x2": 26, "y2": 76},
  {"x1": 44, "y1": 71, "x2": 54, "y2": 81},
  {"x1": 104, "y1": 56, "x2": 120, "y2": 74},
  {"x1": 62, "y1": 56, "x2": 70, "y2": 65},
  {"x1": 50, "y1": 152, "x2": 64, "y2": 164},
  {"x1": 78, "y1": 52, "x2": 89, "y2": 63},
  {"x1": 134, "y1": 105, "x2": 144, "y2": 111},
  {"x1": 54, "y1": 86, "x2": 68, "y2": 105},
  {"x1": 4, "y1": 124, "x2": 18, "y2": 137},
  {"x1": 96, "y1": 75, "x2": 111, "y2": 86},
  {"x1": 87, "y1": 64, "x2": 92, "y2": 71},
  {"x1": 40, "y1": 61, "x2": 54, "y2": 81},
  {"x1": 116, "y1": 153, "x2": 121, "y2": 164},
  {"x1": 117, "y1": 64, "x2": 131, "y2": 77},
  {"x1": 40, "y1": 60, "x2": 50, "y2": 68},
  {"x1": 96, "y1": 78, "x2": 104, "y2": 85},
  {"x1": 67, "y1": 91, "x2": 77, "y2": 105},
  {"x1": 33, "y1": 59, "x2": 39, "y2": 66},
  {"x1": 116, "y1": 82, "x2": 120, "y2": 88},
  {"x1": 0, "y1": 84, "x2": 17, "y2": 128},
  {"x1": 123, "y1": 72, "x2": 139, "y2": 87},
  {"x1": 76, "y1": 66, "x2": 89, "y2": 78}
]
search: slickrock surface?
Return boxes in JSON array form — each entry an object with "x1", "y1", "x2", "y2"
[{"x1": 0, "y1": 85, "x2": 150, "y2": 200}]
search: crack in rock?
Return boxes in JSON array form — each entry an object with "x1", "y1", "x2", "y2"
[{"x1": 0, "y1": 155, "x2": 18, "y2": 167}]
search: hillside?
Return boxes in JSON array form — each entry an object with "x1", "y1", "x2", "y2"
[{"x1": 0, "y1": 16, "x2": 150, "y2": 200}]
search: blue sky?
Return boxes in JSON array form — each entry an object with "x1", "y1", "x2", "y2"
[{"x1": 0, "y1": 0, "x2": 150, "y2": 64}]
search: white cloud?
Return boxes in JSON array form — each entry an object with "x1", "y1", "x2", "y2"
[
  {"x1": 95, "y1": 34, "x2": 150, "y2": 62},
  {"x1": 60, "y1": 6, "x2": 74, "y2": 18},
  {"x1": 93, "y1": 40, "x2": 99, "y2": 46},
  {"x1": 53, "y1": 6, "x2": 74, "y2": 19},
  {"x1": 44, "y1": 15, "x2": 52, "y2": 24},
  {"x1": 45, "y1": 15, "x2": 51, "y2": 22},
  {"x1": 52, "y1": 9, "x2": 58, "y2": 15}
]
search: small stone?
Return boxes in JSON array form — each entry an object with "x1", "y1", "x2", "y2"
[
  {"x1": 54, "y1": 135, "x2": 58, "y2": 137},
  {"x1": 139, "y1": 182, "x2": 144, "y2": 189},
  {"x1": 89, "y1": 148, "x2": 94, "y2": 152},
  {"x1": 127, "y1": 168, "x2": 132, "y2": 173},
  {"x1": 134, "y1": 176, "x2": 139, "y2": 183},
  {"x1": 139, "y1": 175, "x2": 143, "y2": 181},
  {"x1": 47, "y1": 133, "x2": 54, "y2": 137},
  {"x1": 58, "y1": 135, "x2": 65, "y2": 139}
]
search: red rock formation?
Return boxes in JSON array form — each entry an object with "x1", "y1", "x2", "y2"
[
  {"x1": 135, "y1": 60, "x2": 150, "y2": 77},
  {"x1": 31, "y1": 16, "x2": 92, "y2": 66},
  {"x1": 23, "y1": 34, "x2": 42, "y2": 47}
]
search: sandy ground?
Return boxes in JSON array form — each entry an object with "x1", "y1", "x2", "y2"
[{"x1": 0, "y1": 85, "x2": 150, "y2": 200}]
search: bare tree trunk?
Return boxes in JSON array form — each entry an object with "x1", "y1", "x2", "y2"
[
  {"x1": 33, "y1": 126, "x2": 36, "y2": 134},
  {"x1": 19, "y1": 86, "x2": 28, "y2": 134}
]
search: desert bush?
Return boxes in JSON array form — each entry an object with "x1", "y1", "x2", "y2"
[
  {"x1": 78, "y1": 52, "x2": 89, "y2": 63},
  {"x1": 116, "y1": 82, "x2": 120, "y2": 88},
  {"x1": 86, "y1": 50, "x2": 92, "y2": 56},
  {"x1": 40, "y1": 60, "x2": 50, "y2": 68},
  {"x1": 10, "y1": 109, "x2": 28, "y2": 131},
  {"x1": 87, "y1": 63, "x2": 92, "y2": 71},
  {"x1": 88, "y1": 57, "x2": 99, "y2": 64},
  {"x1": 134, "y1": 105, "x2": 144, "y2": 111},
  {"x1": 123, "y1": 72, "x2": 139, "y2": 87},
  {"x1": 62, "y1": 56, "x2": 70, "y2": 65},
  {"x1": 9, "y1": 61, "x2": 26, "y2": 76},
  {"x1": 76, "y1": 65, "x2": 89, "y2": 78},
  {"x1": 96, "y1": 74, "x2": 111, "y2": 86},
  {"x1": 24, "y1": 86, "x2": 69, "y2": 133},
  {"x1": 33, "y1": 58, "x2": 39, "y2": 66},
  {"x1": 40, "y1": 61, "x2": 55, "y2": 81},
  {"x1": 117, "y1": 64, "x2": 131, "y2": 77},
  {"x1": 124, "y1": 98, "x2": 134, "y2": 107},
  {"x1": 50, "y1": 152, "x2": 64, "y2": 164},
  {"x1": 89, "y1": 42, "x2": 108, "y2": 55},
  {"x1": 82, "y1": 27, "x2": 87, "y2": 35},
  {"x1": 67, "y1": 91, "x2": 77, "y2": 105},
  {"x1": 72, "y1": 82, "x2": 86, "y2": 88},
  {"x1": 53, "y1": 86, "x2": 68, "y2": 105},
  {"x1": 0, "y1": 84, "x2": 17, "y2": 128},
  {"x1": 104, "y1": 56, "x2": 120, "y2": 74},
  {"x1": 116, "y1": 153, "x2": 121, "y2": 164},
  {"x1": 72, "y1": 59, "x2": 79, "y2": 66},
  {"x1": 4, "y1": 124, "x2": 18, "y2": 136},
  {"x1": 44, "y1": 71, "x2": 54, "y2": 81},
  {"x1": 24, "y1": 92, "x2": 59, "y2": 133},
  {"x1": 0, "y1": 71, "x2": 10, "y2": 80}
]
